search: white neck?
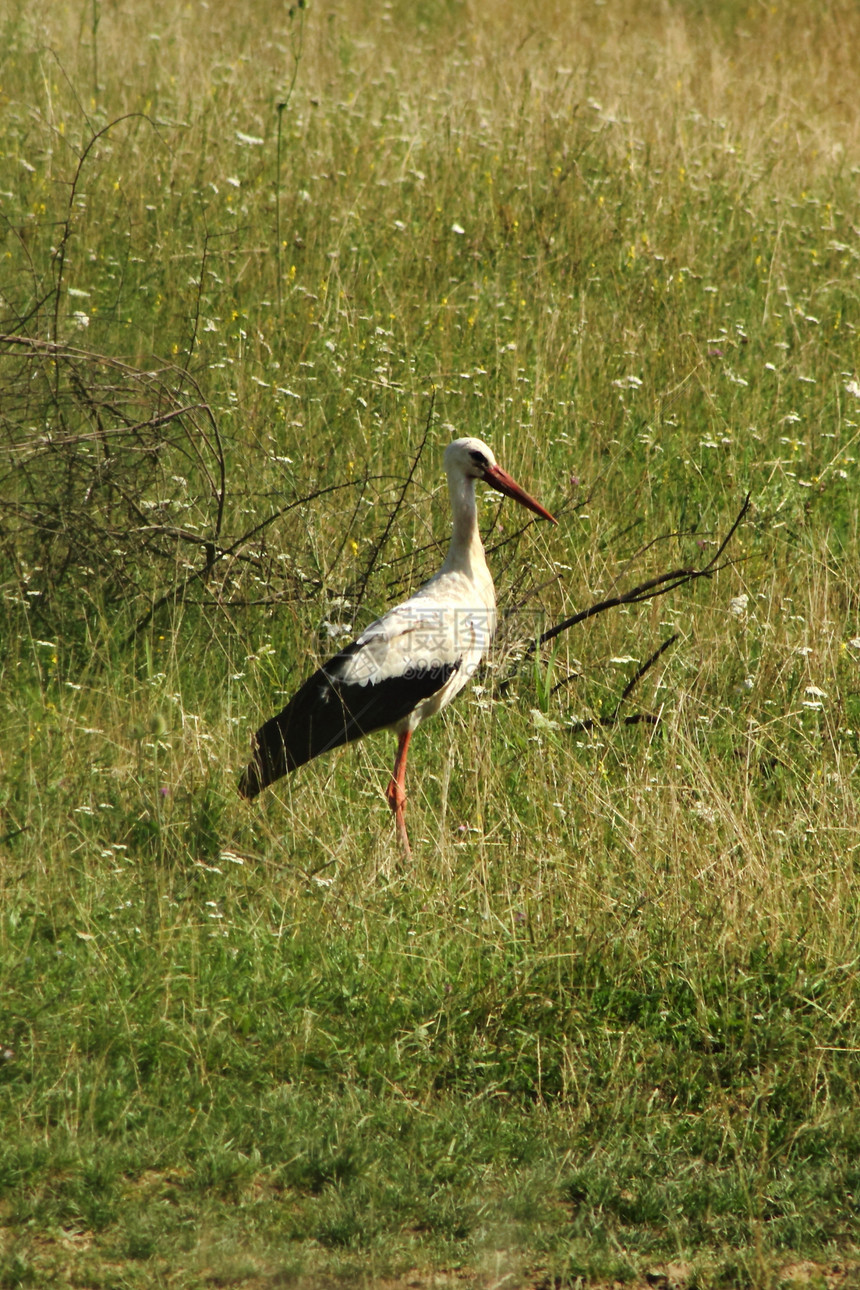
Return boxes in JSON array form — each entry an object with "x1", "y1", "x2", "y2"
[{"x1": 441, "y1": 470, "x2": 487, "y2": 576}]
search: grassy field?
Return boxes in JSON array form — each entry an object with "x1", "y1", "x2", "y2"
[{"x1": 2, "y1": 0, "x2": 860, "y2": 1285}]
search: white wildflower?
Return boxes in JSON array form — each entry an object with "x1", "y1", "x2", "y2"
[{"x1": 530, "y1": 709, "x2": 560, "y2": 731}]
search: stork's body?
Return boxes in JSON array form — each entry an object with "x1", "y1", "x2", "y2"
[{"x1": 238, "y1": 438, "x2": 555, "y2": 854}]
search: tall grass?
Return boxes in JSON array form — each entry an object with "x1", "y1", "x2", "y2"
[{"x1": 2, "y1": 1, "x2": 860, "y2": 1285}]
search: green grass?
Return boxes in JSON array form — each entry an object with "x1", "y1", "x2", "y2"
[{"x1": 2, "y1": 0, "x2": 860, "y2": 1285}]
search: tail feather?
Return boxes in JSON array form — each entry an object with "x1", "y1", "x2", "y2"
[{"x1": 237, "y1": 665, "x2": 362, "y2": 799}]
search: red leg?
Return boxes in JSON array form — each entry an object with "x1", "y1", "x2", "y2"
[{"x1": 386, "y1": 729, "x2": 412, "y2": 858}]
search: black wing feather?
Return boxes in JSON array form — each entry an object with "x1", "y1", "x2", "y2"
[{"x1": 238, "y1": 640, "x2": 460, "y2": 799}]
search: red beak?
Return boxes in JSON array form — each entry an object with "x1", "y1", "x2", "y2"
[{"x1": 483, "y1": 463, "x2": 557, "y2": 524}]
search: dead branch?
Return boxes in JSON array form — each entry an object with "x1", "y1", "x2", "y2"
[
  {"x1": 349, "y1": 389, "x2": 435, "y2": 623},
  {"x1": 567, "y1": 632, "x2": 678, "y2": 732},
  {"x1": 124, "y1": 477, "x2": 367, "y2": 644},
  {"x1": 495, "y1": 492, "x2": 751, "y2": 699},
  {"x1": 538, "y1": 492, "x2": 745, "y2": 655}
]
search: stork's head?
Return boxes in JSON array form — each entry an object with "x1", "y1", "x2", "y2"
[{"x1": 444, "y1": 437, "x2": 556, "y2": 524}]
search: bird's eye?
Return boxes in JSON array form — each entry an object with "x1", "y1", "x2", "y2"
[{"x1": 469, "y1": 449, "x2": 488, "y2": 470}]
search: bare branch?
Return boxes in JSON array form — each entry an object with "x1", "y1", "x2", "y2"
[
  {"x1": 124, "y1": 478, "x2": 366, "y2": 643},
  {"x1": 617, "y1": 632, "x2": 679, "y2": 708},
  {"x1": 495, "y1": 493, "x2": 751, "y2": 696},
  {"x1": 538, "y1": 493, "x2": 750, "y2": 652},
  {"x1": 350, "y1": 389, "x2": 435, "y2": 623}
]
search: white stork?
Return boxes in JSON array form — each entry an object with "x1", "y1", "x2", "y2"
[{"x1": 238, "y1": 437, "x2": 556, "y2": 855}]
